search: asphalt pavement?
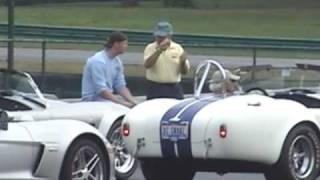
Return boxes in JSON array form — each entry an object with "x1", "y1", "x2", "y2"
[
  {"x1": 124, "y1": 167, "x2": 266, "y2": 180},
  {"x1": 2, "y1": 47, "x2": 320, "y2": 180},
  {"x1": 118, "y1": 165, "x2": 320, "y2": 180},
  {"x1": 1, "y1": 47, "x2": 320, "y2": 69}
]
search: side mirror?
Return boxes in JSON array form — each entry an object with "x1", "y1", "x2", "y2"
[{"x1": 0, "y1": 111, "x2": 9, "y2": 131}]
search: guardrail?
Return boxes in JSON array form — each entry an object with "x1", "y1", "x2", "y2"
[
  {"x1": 1, "y1": 24, "x2": 320, "y2": 81},
  {"x1": 1, "y1": 24, "x2": 320, "y2": 50}
]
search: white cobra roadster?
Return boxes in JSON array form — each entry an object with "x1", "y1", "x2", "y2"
[
  {"x1": 123, "y1": 60, "x2": 320, "y2": 180},
  {"x1": 0, "y1": 69, "x2": 136, "y2": 179},
  {"x1": 0, "y1": 110, "x2": 110, "y2": 180}
]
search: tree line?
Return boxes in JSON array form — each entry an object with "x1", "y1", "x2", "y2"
[
  {"x1": 1, "y1": 0, "x2": 193, "y2": 7},
  {"x1": 122, "y1": 0, "x2": 193, "y2": 7}
]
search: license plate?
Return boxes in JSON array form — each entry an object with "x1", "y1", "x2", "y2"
[{"x1": 161, "y1": 123, "x2": 189, "y2": 141}]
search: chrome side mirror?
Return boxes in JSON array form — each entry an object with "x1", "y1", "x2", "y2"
[{"x1": 0, "y1": 111, "x2": 9, "y2": 131}]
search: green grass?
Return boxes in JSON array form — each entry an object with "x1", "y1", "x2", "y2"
[
  {"x1": 1, "y1": 2, "x2": 320, "y2": 39},
  {"x1": 1, "y1": 1, "x2": 320, "y2": 75},
  {"x1": 192, "y1": 0, "x2": 320, "y2": 9}
]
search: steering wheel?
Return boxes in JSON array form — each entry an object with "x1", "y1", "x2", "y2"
[
  {"x1": 245, "y1": 87, "x2": 269, "y2": 96},
  {"x1": 194, "y1": 60, "x2": 226, "y2": 98}
]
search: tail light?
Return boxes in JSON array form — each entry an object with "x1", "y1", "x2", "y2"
[
  {"x1": 219, "y1": 124, "x2": 227, "y2": 138},
  {"x1": 122, "y1": 123, "x2": 130, "y2": 137}
]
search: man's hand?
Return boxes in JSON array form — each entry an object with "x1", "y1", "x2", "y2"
[
  {"x1": 118, "y1": 87, "x2": 137, "y2": 108},
  {"x1": 158, "y1": 38, "x2": 170, "y2": 51},
  {"x1": 121, "y1": 101, "x2": 136, "y2": 108},
  {"x1": 180, "y1": 51, "x2": 187, "y2": 64},
  {"x1": 179, "y1": 51, "x2": 189, "y2": 74},
  {"x1": 144, "y1": 38, "x2": 170, "y2": 68}
]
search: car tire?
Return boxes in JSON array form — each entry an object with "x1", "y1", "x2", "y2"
[
  {"x1": 265, "y1": 125, "x2": 320, "y2": 180},
  {"x1": 107, "y1": 120, "x2": 138, "y2": 180},
  {"x1": 60, "y1": 138, "x2": 109, "y2": 180},
  {"x1": 140, "y1": 158, "x2": 195, "y2": 180}
]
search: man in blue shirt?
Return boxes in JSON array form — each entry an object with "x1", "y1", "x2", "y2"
[{"x1": 81, "y1": 32, "x2": 136, "y2": 107}]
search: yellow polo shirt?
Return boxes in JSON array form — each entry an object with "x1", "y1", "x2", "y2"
[{"x1": 143, "y1": 41, "x2": 190, "y2": 83}]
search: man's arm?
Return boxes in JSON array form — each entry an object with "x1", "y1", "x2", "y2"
[
  {"x1": 99, "y1": 90, "x2": 131, "y2": 107},
  {"x1": 144, "y1": 48, "x2": 163, "y2": 68},
  {"x1": 90, "y1": 61, "x2": 131, "y2": 107},
  {"x1": 113, "y1": 60, "x2": 136, "y2": 107},
  {"x1": 179, "y1": 51, "x2": 190, "y2": 75},
  {"x1": 118, "y1": 87, "x2": 137, "y2": 106},
  {"x1": 144, "y1": 38, "x2": 170, "y2": 68}
]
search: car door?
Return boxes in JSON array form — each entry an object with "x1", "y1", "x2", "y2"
[{"x1": 0, "y1": 123, "x2": 35, "y2": 178}]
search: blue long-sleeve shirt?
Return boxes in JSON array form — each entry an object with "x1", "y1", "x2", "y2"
[{"x1": 81, "y1": 50, "x2": 126, "y2": 101}]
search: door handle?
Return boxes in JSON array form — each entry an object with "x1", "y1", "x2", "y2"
[{"x1": 247, "y1": 102, "x2": 261, "y2": 107}]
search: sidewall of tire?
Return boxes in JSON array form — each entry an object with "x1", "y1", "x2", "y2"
[
  {"x1": 107, "y1": 120, "x2": 138, "y2": 180},
  {"x1": 59, "y1": 138, "x2": 109, "y2": 180},
  {"x1": 273, "y1": 125, "x2": 320, "y2": 180}
]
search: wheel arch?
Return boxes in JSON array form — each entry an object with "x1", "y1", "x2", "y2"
[
  {"x1": 23, "y1": 120, "x2": 109, "y2": 179},
  {"x1": 58, "y1": 133, "x2": 111, "y2": 180},
  {"x1": 264, "y1": 120, "x2": 320, "y2": 180},
  {"x1": 106, "y1": 115, "x2": 125, "y2": 139},
  {"x1": 273, "y1": 120, "x2": 320, "y2": 165},
  {"x1": 98, "y1": 113, "x2": 126, "y2": 138}
]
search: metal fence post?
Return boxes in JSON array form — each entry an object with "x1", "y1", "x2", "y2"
[
  {"x1": 41, "y1": 40, "x2": 47, "y2": 89},
  {"x1": 251, "y1": 48, "x2": 257, "y2": 80},
  {"x1": 7, "y1": 0, "x2": 15, "y2": 70}
]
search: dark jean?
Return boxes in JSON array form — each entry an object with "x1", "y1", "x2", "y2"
[{"x1": 146, "y1": 80, "x2": 184, "y2": 100}]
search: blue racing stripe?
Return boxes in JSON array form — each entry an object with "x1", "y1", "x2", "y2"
[
  {"x1": 176, "y1": 99, "x2": 214, "y2": 158},
  {"x1": 160, "y1": 99, "x2": 195, "y2": 158}
]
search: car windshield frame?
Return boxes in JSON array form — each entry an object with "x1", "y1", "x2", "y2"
[
  {"x1": 0, "y1": 69, "x2": 43, "y2": 99},
  {"x1": 239, "y1": 64, "x2": 320, "y2": 92}
]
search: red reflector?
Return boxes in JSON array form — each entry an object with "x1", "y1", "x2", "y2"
[
  {"x1": 219, "y1": 125, "x2": 227, "y2": 138},
  {"x1": 122, "y1": 123, "x2": 130, "y2": 137}
]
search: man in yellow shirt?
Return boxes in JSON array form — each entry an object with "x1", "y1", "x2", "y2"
[{"x1": 144, "y1": 21, "x2": 190, "y2": 100}]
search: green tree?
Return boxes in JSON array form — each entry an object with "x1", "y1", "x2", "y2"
[{"x1": 122, "y1": 0, "x2": 140, "y2": 6}]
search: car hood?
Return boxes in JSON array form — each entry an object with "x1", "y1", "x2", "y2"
[{"x1": 8, "y1": 101, "x2": 130, "y2": 124}]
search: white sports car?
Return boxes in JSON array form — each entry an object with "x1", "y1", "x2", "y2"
[
  {"x1": 123, "y1": 60, "x2": 320, "y2": 180},
  {"x1": 0, "y1": 69, "x2": 136, "y2": 179},
  {"x1": 0, "y1": 110, "x2": 110, "y2": 180}
]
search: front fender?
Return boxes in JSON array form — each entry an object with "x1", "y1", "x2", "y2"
[
  {"x1": 21, "y1": 120, "x2": 108, "y2": 179},
  {"x1": 11, "y1": 101, "x2": 130, "y2": 139},
  {"x1": 271, "y1": 102, "x2": 320, "y2": 164},
  {"x1": 97, "y1": 103, "x2": 130, "y2": 137}
]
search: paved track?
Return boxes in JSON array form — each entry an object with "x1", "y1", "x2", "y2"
[
  {"x1": 114, "y1": 165, "x2": 320, "y2": 180},
  {"x1": 124, "y1": 168, "x2": 266, "y2": 180},
  {"x1": 2, "y1": 47, "x2": 320, "y2": 180},
  {"x1": 1, "y1": 48, "x2": 320, "y2": 68}
]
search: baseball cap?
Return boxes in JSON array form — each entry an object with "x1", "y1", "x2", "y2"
[{"x1": 153, "y1": 21, "x2": 173, "y2": 37}]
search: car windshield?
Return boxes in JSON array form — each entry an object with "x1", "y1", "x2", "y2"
[
  {"x1": 240, "y1": 64, "x2": 320, "y2": 92},
  {"x1": 0, "y1": 69, "x2": 39, "y2": 97}
]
